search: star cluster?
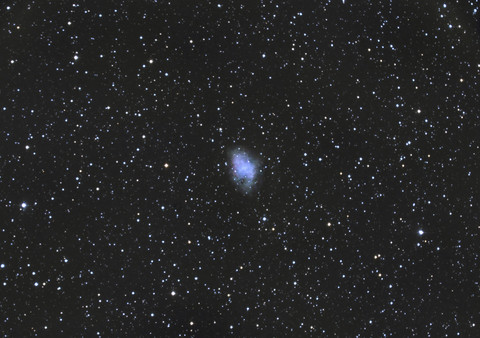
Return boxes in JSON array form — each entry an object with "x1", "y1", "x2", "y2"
[{"x1": 1, "y1": 0, "x2": 480, "y2": 336}]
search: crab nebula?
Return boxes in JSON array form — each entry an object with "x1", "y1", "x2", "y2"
[{"x1": 229, "y1": 148, "x2": 260, "y2": 194}]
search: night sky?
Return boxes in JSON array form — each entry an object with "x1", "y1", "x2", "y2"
[{"x1": 2, "y1": 0, "x2": 480, "y2": 336}]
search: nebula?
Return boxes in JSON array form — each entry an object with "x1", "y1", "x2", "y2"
[
  {"x1": 229, "y1": 148, "x2": 260, "y2": 194},
  {"x1": 232, "y1": 153, "x2": 255, "y2": 180}
]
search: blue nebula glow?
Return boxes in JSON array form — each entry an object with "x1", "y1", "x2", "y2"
[
  {"x1": 232, "y1": 153, "x2": 255, "y2": 180},
  {"x1": 229, "y1": 148, "x2": 260, "y2": 194}
]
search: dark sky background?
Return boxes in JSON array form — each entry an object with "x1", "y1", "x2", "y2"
[{"x1": 2, "y1": 0, "x2": 480, "y2": 336}]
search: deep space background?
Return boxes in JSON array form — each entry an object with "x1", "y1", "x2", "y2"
[{"x1": 2, "y1": 0, "x2": 480, "y2": 336}]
